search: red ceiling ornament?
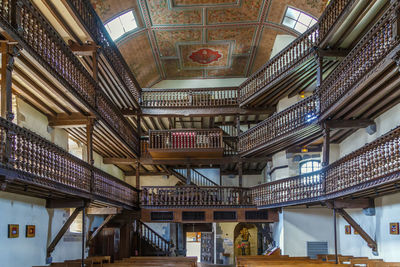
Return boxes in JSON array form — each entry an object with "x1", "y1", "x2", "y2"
[{"x1": 189, "y1": 48, "x2": 222, "y2": 64}]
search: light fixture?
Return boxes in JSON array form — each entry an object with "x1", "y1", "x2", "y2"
[
  {"x1": 301, "y1": 146, "x2": 308, "y2": 153},
  {"x1": 300, "y1": 91, "x2": 305, "y2": 98}
]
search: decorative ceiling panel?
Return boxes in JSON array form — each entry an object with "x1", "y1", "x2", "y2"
[{"x1": 91, "y1": 0, "x2": 329, "y2": 86}]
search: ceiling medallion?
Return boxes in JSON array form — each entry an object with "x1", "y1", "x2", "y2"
[{"x1": 189, "y1": 48, "x2": 222, "y2": 64}]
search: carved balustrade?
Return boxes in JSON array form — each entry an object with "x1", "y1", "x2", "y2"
[
  {"x1": 149, "y1": 129, "x2": 223, "y2": 150},
  {"x1": 141, "y1": 186, "x2": 253, "y2": 207},
  {"x1": 0, "y1": 0, "x2": 139, "y2": 154},
  {"x1": 238, "y1": 95, "x2": 319, "y2": 154},
  {"x1": 0, "y1": 117, "x2": 139, "y2": 207},
  {"x1": 141, "y1": 88, "x2": 238, "y2": 108},
  {"x1": 324, "y1": 126, "x2": 400, "y2": 195},
  {"x1": 318, "y1": 1, "x2": 400, "y2": 114},
  {"x1": 239, "y1": 26, "x2": 319, "y2": 103},
  {"x1": 137, "y1": 221, "x2": 170, "y2": 253},
  {"x1": 251, "y1": 171, "x2": 323, "y2": 207},
  {"x1": 66, "y1": 0, "x2": 141, "y2": 103}
]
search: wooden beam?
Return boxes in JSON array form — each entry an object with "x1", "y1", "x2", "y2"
[
  {"x1": 325, "y1": 119, "x2": 375, "y2": 129},
  {"x1": 86, "y1": 214, "x2": 115, "y2": 246},
  {"x1": 318, "y1": 49, "x2": 350, "y2": 59},
  {"x1": 48, "y1": 113, "x2": 94, "y2": 128},
  {"x1": 68, "y1": 40, "x2": 99, "y2": 56},
  {"x1": 47, "y1": 207, "x2": 83, "y2": 258},
  {"x1": 87, "y1": 207, "x2": 121, "y2": 215},
  {"x1": 103, "y1": 158, "x2": 137, "y2": 165},
  {"x1": 332, "y1": 199, "x2": 373, "y2": 209},
  {"x1": 125, "y1": 171, "x2": 169, "y2": 176},
  {"x1": 46, "y1": 199, "x2": 86, "y2": 209},
  {"x1": 336, "y1": 208, "x2": 377, "y2": 253}
]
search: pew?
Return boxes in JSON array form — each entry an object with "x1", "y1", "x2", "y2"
[
  {"x1": 236, "y1": 255, "x2": 341, "y2": 267},
  {"x1": 350, "y1": 259, "x2": 384, "y2": 267},
  {"x1": 109, "y1": 256, "x2": 197, "y2": 267}
]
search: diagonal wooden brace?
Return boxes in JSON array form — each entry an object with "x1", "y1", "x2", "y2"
[
  {"x1": 336, "y1": 208, "x2": 378, "y2": 253},
  {"x1": 86, "y1": 214, "x2": 115, "y2": 247}
]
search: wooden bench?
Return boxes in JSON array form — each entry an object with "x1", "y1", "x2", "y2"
[
  {"x1": 109, "y1": 256, "x2": 197, "y2": 267},
  {"x1": 236, "y1": 255, "x2": 341, "y2": 267},
  {"x1": 350, "y1": 259, "x2": 384, "y2": 267}
]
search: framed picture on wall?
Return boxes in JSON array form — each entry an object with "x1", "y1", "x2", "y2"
[
  {"x1": 390, "y1": 223, "x2": 399, "y2": 235},
  {"x1": 26, "y1": 225, "x2": 36, "y2": 238},
  {"x1": 8, "y1": 224, "x2": 19, "y2": 238},
  {"x1": 345, "y1": 225, "x2": 351, "y2": 235}
]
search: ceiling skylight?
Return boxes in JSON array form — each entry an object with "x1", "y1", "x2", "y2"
[
  {"x1": 282, "y1": 7, "x2": 317, "y2": 34},
  {"x1": 105, "y1": 10, "x2": 137, "y2": 41}
]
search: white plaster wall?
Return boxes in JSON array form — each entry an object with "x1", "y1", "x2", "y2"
[
  {"x1": 221, "y1": 174, "x2": 263, "y2": 187},
  {"x1": 126, "y1": 175, "x2": 180, "y2": 188},
  {"x1": 277, "y1": 95, "x2": 302, "y2": 113},
  {"x1": 0, "y1": 192, "x2": 103, "y2": 267},
  {"x1": 195, "y1": 168, "x2": 220, "y2": 185},
  {"x1": 151, "y1": 78, "x2": 247, "y2": 89},
  {"x1": 339, "y1": 103, "x2": 400, "y2": 158},
  {"x1": 270, "y1": 35, "x2": 297, "y2": 59},
  {"x1": 280, "y1": 207, "x2": 336, "y2": 256},
  {"x1": 271, "y1": 151, "x2": 290, "y2": 180},
  {"x1": 337, "y1": 192, "x2": 400, "y2": 261}
]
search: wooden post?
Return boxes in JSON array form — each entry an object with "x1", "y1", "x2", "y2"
[
  {"x1": 86, "y1": 118, "x2": 95, "y2": 165},
  {"x1": 322, "y1": 125, "x2": 330, "y2": 167},
  {"x1": 1, "y1": 42, "x2": 18, "y2": 121},
  {"x1": 315, "y1": 51, "x2": 323, "y2": 87},
  {"x1": 92, "y1": 50, "x2": 99, "y2": 83},
  {"x1": 333, "y1": 209, "x2": 338, "y2": 264},
  {"x1": 136, "y1": 161, "x2": 140, "y2": 189},
  {"x1": 81, "y1": 206, "x2": 85, "y2": 267},
  {"x1": 47, "y1": 207, "x2": 83, "y2": 259},
  {"x1": 236, "y1": 114, "x2": 240, "y2": 136}
]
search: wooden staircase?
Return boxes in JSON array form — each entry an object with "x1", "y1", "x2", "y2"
[
  {"x1": 136, "y1": 221, "x2": 170, "y2": 256},
  {"x1": 172, "y1": 168, "x2": 219, "y2": 187}
]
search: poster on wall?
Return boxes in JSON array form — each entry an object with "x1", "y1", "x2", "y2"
[
  {"x1": 345, "y1": 225, "x2": 351, "y2": 235},
  {"x1": 26, "y1": 225, "x2": 36, "y2": 238},
  {"x1": 8, "y1": 224, "x2": 19, "y2": 238},
  {"x1": 390, "y1": 223, "x2": 399, "y2": 235}
]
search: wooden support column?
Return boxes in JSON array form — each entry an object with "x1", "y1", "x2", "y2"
[
  {"x1": 1, "y1": 42, "x2": 18, "y2": 121},
  {"x1": 333, "y1": 209, "x2": 338, "y2": 264},
  {"x1": 136, "y1": 161, "x2": 140, "y2": 189},
  {"x1": 322, "y1": 125, "x2": 330, "y2": 167},
  {"x1": 236, "y1": 114, "x2": 240, "y2": 136},
  {"x1": 92, "y1": 49, "x2": 99, "y2": 83},
  {"x1": 47, "y1": 207, "x2": 83, "y2": 260},
  {"x1": 81, "y1": 206, "x2": 85, "y2": 267},
  {"x1": 336, "y1": 208, "x2": 378, "y2": 253},
  {"x1": 315, "y1": 49, "x2": 323, "y2": 87},
  {"x1": 86, "y1": 214, "x2": 115, "y2": 247},
  {"x1": 86, "y1": 118, "x2": 95, "y2": 165},
  {"x1": 186, "y1": 165, "x2": 191, "y2": 185}
]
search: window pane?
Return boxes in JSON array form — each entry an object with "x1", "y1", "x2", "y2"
[
  {"x1": 298, "y1": 13, "x2": 312, "y2": 26},
  {"x1": 106, "y1": 18, "x2": 124, "y2": 40},
  {"x1": 286, "y1": 7, "x2": 300, "y2": 20},
  {"x1": 294, "y1": 23, "x2": 308, "y2": 33},
  {"x1": 120, "y1": 11, "x2": 137, "y2": 32},
  {"x1": 283, "y1": 17, "x2": 296, "y2": 28}
]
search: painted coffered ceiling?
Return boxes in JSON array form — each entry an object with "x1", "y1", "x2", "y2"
[{"x1": 91, "y1": 0, "x2": 328, "y2": 88}]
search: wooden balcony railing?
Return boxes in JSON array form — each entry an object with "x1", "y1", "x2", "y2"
[
  {"x1": 239, "y1": 26, "x2": 319, "y2": 104},
  {"x1": 0, "y1": 117, "x2": 139, "y2": 207},
  {"x1": 318, "y1": 1, "x2": 400, "y2": 115},
  {"x1": 137, "y1": 220, "x2": 170, "y2": 254},
  {"x1": 324, "y1": 126, "x2": 400, "y2": 196},
  {"x1": 0, "y1": 0, "x2": 139, "y2": 154},
  {"x1": 238, "y1": 0, "x2": 356, "y2": 105},
  {"x1": 238, "y1": 95, "x2": 319, "y2": 154},
  {"x1": 65, "y1": 0, "x2": 141, "y2": 104},
  {"x1": 141, "y1": 88, "x2": 238, "y2": 108},
  {"x1": 141, "y1": 186, "x2": 253, "y2": 207},
  {"x1": 149, "y1": 129, "x2": 223, "y2": 150},
  {"x1": 251, "y1": 171, "x2": 323, "y2": 208}
]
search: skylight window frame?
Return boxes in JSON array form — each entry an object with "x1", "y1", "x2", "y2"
[
  {"x1": 281, "y1": 6, "x2": 318, "y2": 34},
  {"x1": 104, "y1": 9, "x2": 139, "y2": 42}
]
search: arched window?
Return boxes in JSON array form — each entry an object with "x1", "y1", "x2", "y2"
[
  {"x1": 282, "y1": 7, "x2": 317, "y2": 33},
  {"x1": 300, "y1": 159, "x2": 321, "y2": 174},
  {"x1": 105, "y1": 10, "x2": 137, "y2": 41}
]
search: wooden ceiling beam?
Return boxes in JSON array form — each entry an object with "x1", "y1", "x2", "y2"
[
  {"x1": 68, "y1": 40, "x2": 99, "y2": 56},
  {"x1": 103, "y1": 158, "x2": 137, "y2": 165},
  {"x1": 48, "y1": 113, "x2": 94, "y2": 128},
  {"x1": 325, "y1": 119, "x2": 375, "y2": 129}
]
